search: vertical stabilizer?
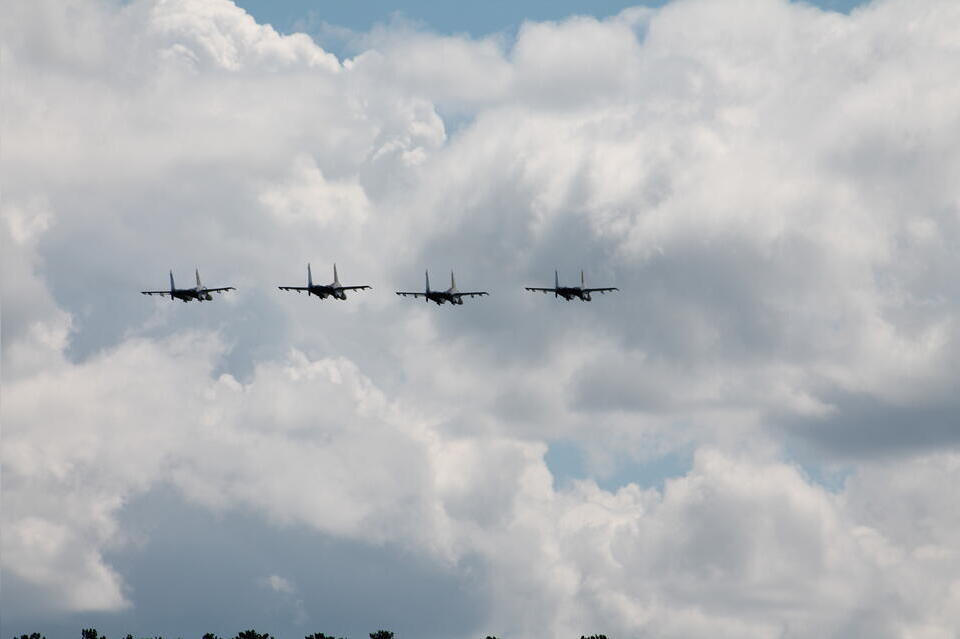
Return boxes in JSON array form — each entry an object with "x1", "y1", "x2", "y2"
[
  {"x1": 425, "y1": 270, "x2": 431, "y2": 293},
  {"x1": 308, "y1": 263, "x2": 313, "y2": 287},
  {"x1": 333, "y1": 263, "x2": 340, "y2": 286},
  {"x1": 581, "y1": 270, "x2": 585, "y2": 288},
  {"x1": 450, "y1": 270, "x2": 456, "y2": 290},
  {"x1": 195, "y1": 268, "x2": 202, "y2": 288},
  {"x1": 555, "y1": 270, "x2": 559, "y2": 288},
  {"x1": 170, "y1": 270, "x2": 176, "y2": 298}
]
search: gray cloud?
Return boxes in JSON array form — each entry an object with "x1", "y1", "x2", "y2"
[
  {"x1": 5, "y1": 488, "x2": 488, "y2": 639},
  {"x1": 781, "y1": 391, "x2": 960, "y2": 456}
]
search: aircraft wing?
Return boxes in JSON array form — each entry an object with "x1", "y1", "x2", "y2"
[
  {"x1": 583, "y1": 287, "x2": 619, "y2": 293},
  {"x1": 396, "y1": 291, "x2": 427, "y2": 297},
  {"x1": 337, "y1": 286, "x2": 372, "y2": 291},
  {"x1": 141, "y1": 290, "x2": 171, "y2": 296},
  {"x1": 453, "y1": 291, "x2": 488, "y2": 298},
  {"x1": 278, "y1": 286, "x2": 309, "y2": 292},
  {"x1": 200, "y1": 287, "x2": 235, "y2": 294},
  {"x1": 525, "y1": 287, "x2": 557, "y2": 293}
]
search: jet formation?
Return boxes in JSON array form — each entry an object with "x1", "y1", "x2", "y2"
[
  {"x1": 141, "y1": 266, "x2": 618, "y2": 304},
  {"x1": 141, "y1": 269, "x2": 235, "y2": 302},
  {"x1": 395, "y1": 271, "x2": 488, "y2": 305},
  {"x1": 525, "y1": 270, "x2": 619, "y2": 301},
  {"x1": 279, "y1": 263, "x2": 371, "y2": 300}
]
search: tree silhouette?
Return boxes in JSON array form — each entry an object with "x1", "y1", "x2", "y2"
[{"x1": 39, "y1": 626, "x2": 619, "y2": 639}]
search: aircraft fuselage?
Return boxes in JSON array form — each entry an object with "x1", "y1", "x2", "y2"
[
  {"x1": 556, "y1": 287, "x2": 592, "y2": 301},
  {"x1": 425, "y1": 290, "x2": 464, "y2": 305},
  {"x1": 172, "y1": 287, "x2": 214, "y2": 302},
  {"x1": 308, "y1": 285, "x2": 348, "y2": 300}
]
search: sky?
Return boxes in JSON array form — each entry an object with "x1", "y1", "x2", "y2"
[
  {"x1": 232, "y1": 0, "x2": 868, "y2": 38},
  {"x1": 3, "y1": 0, "x2": 960, "y2": 637}
]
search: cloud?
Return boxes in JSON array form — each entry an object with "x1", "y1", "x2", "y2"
[
  {"x1": 4, "y1": 0, "x2": 960, "y2": 637},
  {"x1": 263, "y1": 575, "x2": 295, "y2": 594}
]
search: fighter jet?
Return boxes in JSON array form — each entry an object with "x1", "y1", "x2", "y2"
[
  {"x1": 525, "y1": 270, "x2": 618, "y2": 301},
  {"x1": 396, "y1": 271, "x2": 488, "y2": 305},
  {"x1": 278, "y1": 263, "x2": 371, "y2": 300},
  {"x1": 141, "y1": 269, "x2": 235, "y2": 302}
]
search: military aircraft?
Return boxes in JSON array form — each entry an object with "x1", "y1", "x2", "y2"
[
  {"x1": 141, "y1": 269, "x2": 235, "y2": 302},
  {"x1": 278, "y1": 263, "x2": 371, "y2": 300},
  {"x1": 396, "y1": 271, "x2": 488, "y2": 305},
  {"x1": 525, "y1": 270, "x2": 618, "y2": 301}
]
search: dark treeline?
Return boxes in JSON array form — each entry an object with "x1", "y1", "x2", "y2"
[{"x1": 14, "y1": 630, "x2": 609, "y2": 639}]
